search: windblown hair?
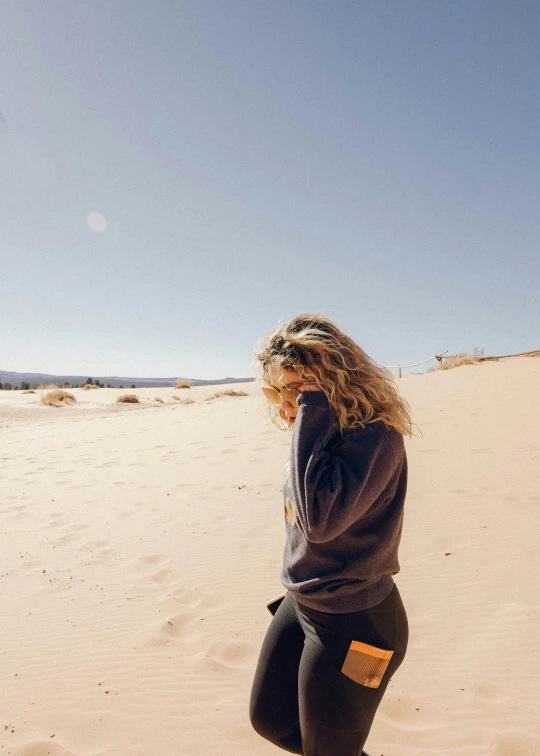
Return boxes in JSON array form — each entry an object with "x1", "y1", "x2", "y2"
[{"x1": 252, "y1": 313, "x2": 417, "y2": 438}]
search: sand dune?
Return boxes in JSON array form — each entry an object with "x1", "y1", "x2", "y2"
[{"x1": 1, "y1": 357, "x2": 539, "y2": 755}]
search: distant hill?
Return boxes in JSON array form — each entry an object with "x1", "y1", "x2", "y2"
[{"x1": 0, "y1": 370, "x2": 255, "y2": 389}]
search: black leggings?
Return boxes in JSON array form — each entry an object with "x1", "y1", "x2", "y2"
[{"x1": 249, "y1": 583, "x2": 408, "y2": 756}]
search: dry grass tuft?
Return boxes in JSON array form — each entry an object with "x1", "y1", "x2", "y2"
[
  {"x1": 173, "y1": 397, "x2": 195, "y2": 404},
  {"x1": 174, "y1": 378, "x2": 192, "y2": 389},
  {"x1": 427, "y1": 347, "x2": 484, "y2": 372},
  {"x1": 37, "y1": 383, "x2": 61, "y2": 390},
  {"x1": 154, "y1": 397, "x2": 164, "y2": 403},
  {"x1": 116, "y1": 394, "x2": 139, "y2": 403},
  {"x1": 206, "y1": 389, "x2": 248, "y2": 401},
  {"x1": 41, "y1": 390, "x2": 77, "y2": 407},
  {"x1": 22, "y1": 389, "x2": 36, "y2": 394},
  {"x1": 83, "y1": 384, "x2": 100, "y2": 390}
]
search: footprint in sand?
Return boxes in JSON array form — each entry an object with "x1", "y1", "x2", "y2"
[
  {"x1": 125, "y1": 554, "x2": 175, "y2": 583},
  {"x1": 7, "y1": 504, "x2": 30, "y2": 519},
  {"x1": 168, "y1": 586, "x2": 214, "y2": 609},
  {"x1": 79, "y1": 539, "x2": 114, "y2": 561},
  {"x1": 12, "y1": 742, "x2": 76, "y2": 756},
  {"x1": 203, "y1": 640, "x2": 259, "y2": 671},
  {"x1": 149, "y1": 568, "x2": 176, "y2": 584},
  {"x1": 85, "y1": 539, "x2": 111, "y2": 549},
  {"x1": 133, "y1": 611, "x2": 200, "y2": 647},
  {"x1": 162, "y1": 612, "x2": 201, "y2": 637},
  {"x1": 137, "y1": 553, "x2": 169, "y2": 566},
  {"x1": 213, "y1": 512, "x2": 234, "y2": 524},
  {"x1": 57, "y1": 523, "x2": 91, "y2": 543}
]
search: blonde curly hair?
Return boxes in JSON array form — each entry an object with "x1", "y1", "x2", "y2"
[{"x1": 252, "y1": 313, "x2": 417, "y2": 438}]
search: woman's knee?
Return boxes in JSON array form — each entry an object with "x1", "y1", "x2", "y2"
[
  {"x1": 248, "y1": 689, "x2": 277, "y2": 741},
  {"x1": 249, "y1": 695, "x2": 302, "y2": 753},
  {"x1": 248, "y1": 695, "x2": 265, "y2": 735},
  {"x1": 249, "y1": 703, "x2": 280, "y2": 747}
]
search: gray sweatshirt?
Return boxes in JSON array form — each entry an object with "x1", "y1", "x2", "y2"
[{"x1": 280, "y1": 390, "x2": 407, "y2": 613}]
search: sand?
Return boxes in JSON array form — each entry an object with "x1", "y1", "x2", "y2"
[{"x1": 1, "y1": 358, "x2": 539, "y2": 756}]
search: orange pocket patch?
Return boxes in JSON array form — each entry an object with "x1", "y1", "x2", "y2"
[{"x1": 340, "y1": 640, "x2": 394, "y2": 689}]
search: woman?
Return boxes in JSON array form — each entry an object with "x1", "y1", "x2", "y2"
[{"x1": 249, "y1": 314, "x2": 417, "y2": 756}]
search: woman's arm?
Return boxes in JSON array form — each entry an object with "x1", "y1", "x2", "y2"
[{"x1": 289, "y1": 391, "x2": 399, "y2": 544}]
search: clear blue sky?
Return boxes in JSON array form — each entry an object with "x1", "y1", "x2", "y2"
[{"x1": 2, "y1": 1, "x2": 539, "y2": 379}]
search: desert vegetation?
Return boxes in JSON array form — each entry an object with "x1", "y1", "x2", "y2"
[
  {"x1": 154, "y1": 397, "x2": 164, "y2": 403},
  {"x1": 173, "y1": 397, "x2": 195, "y2": 404},
  {"x1": 174, "y1": 378, "x2": 192, "y2": 389},
  {"x1": 116, "y1": 394, "x2": 139, "y2": 403},
  {"x1": 41, "y1": 390, "x2": 77, "y2": 407},
  {"x1": 427, "y1": 346, "x2": 540, "y2": 373},
  {"x1": 83, "y1": 383, "x2": 101, "y2": 390},
  {"x1": 206, "y1": 390, "x2": 248, "y2": 401},
  {"x1": 427, "y1": 347, "x2": 485, "y2": 372}
]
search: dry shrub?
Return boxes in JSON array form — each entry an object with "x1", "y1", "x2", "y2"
[
  {"x1": 427, "y1": 347, "x2": 485, "y2": 373},
  {"x1": 83, "y1": 384, "x2": 100, "y2": 390},
  {"x1": 37, "y1": 383, "x2": 61, "y2": 390},
  {"x1": 154, "y1": 397, "x2": 164, "y2": 403},
  {"x1": 206, "y1": 389, "x2": 248, "y2": 401},
  {"x1": 41, "y1": 390, "x2": 77, "y2": 407},
  {"x1": 22, "y1": 389, "x2": 36, "y2": 394},
  {"x1": 116, "y1": 394, "x2": 139, "y2": 403},
  {"x1": 174, "y1": 397, "x2": 195, "y2": 405},
  {"x1": 174, "y1": 378, "x2": 192, "y2": 389}
]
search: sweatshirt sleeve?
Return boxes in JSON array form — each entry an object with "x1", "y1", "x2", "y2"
[{"x1": 289, "y1": 391, "x2": 399, "y2": 544}]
